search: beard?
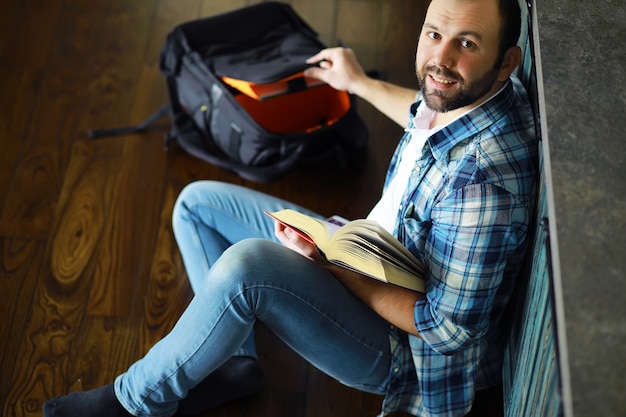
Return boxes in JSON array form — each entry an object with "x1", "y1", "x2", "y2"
[{"x1": 417, "y1": 64, "x2": 500, "y2": 113}]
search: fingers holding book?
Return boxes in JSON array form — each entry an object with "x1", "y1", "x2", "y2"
[{"x1": 273, "y1": 218, "x2": 326, "y2": 263}]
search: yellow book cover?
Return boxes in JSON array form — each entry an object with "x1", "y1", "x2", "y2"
[{"x1": 221, "y1": 73, "x2": 325, "y2": 101}]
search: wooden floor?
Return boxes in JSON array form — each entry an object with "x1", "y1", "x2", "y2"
[{"x1": 0, "y1": 0, "x2": 427, "y2": 416}]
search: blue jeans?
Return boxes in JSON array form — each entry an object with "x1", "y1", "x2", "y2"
[{"x1": 114, "y1": 181, "x2": 393, "y2": 417}]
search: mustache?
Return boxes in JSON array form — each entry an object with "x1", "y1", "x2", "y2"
[{"x1": 424, "y1": 65, "x2": 462, "y2": 83}]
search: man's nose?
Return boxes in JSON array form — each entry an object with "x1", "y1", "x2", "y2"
[{"x1": 433, "y1": 41, "x2": 456, "y2": 68}]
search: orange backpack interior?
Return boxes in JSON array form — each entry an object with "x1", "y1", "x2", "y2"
[{"x1": 221, "y1": 73, "x2": 351, "y2": 134}]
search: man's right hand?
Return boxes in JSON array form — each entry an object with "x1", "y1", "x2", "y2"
[
  {"x1": 304, "y1": 47, "x2": 369, "y2": 96},
  {"x1": 305, "y1": 47, "x2": 418, "y2": 128}
]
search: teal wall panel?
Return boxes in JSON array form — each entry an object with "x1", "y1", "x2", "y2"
[{"x1": 502, "y1": 2, "x2": 562, "y2": 416}]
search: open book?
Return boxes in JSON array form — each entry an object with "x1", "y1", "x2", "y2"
[{"x1": 266, "y1": 209, "x2": 425, "y2": 292}]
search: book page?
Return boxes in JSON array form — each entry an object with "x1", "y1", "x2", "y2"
[
  {"x1": 327, "y1": 231, "x2": 425, "y2": 292},
  {"x1": 334, "y1": 220, "x2": 424, "y2": 272}
]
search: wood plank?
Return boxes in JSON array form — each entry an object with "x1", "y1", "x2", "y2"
[
  {"x1": 2, "y1": 259, "x2": 92, "y2": 417},
  {"x1": 144, "y1": 0, "x2": 203, "y2": 65},
  {"x1": 0, "y1": 0, "x2": 64, "y2": 68},
  {"x1": 0, "y1": 0, "x2": 18, "y2": 53},
  {"x1": 76, "y1": 1, "x2": 158, "y2": 132},
  {"x1": 292, "y1": 0, "x2": 339, "y2": 46},
  {"x1": 379, "y1": 0, "x2": 426, "y2": 88},
  {"x1": 47, "y1": 139, "x2": 121, "y2": 314},
  {"x1": 140, "y1": 183, "x2": 193, "y2": 350},
  {"x1": 251, "y1": 324, "x2": 310, "y2": 417},
  {"x1": 86, "y1": 135, "x2": 168, "y2": 318},
  {"x1": 336, "y1": 0, "x2": 381, "y2": 69},
  {"x1": 63, "y1": 316, "x2": 142, "y2": 393},
  {"x1": 5, "y1": 139, "x2": 163, "y2": 412},
  {"x1": 0, "y1": 67, "x2": 42, "y2": 215},
  {"x1": 304, "y1": 369, "x2": 382, "y2": 417},
  {"x1": 199, "y1": 0, "x2": 249, "y2": 17},
  {"x1": 0, "y1": 139, "x2": 65, "y2": 240},
  {"x1": 41, "y1": 140, "x2": 130, "y2": 395},
  {"x1": 3, "y1": 294, "x2": 142, "y2": 416},
  {"x1": 83, "y1": 60, "x2": 174, "y2": 322},
  {"x1": 0, "y1": 2, "x2": 155, "y2": 239},
  {"x1": 0, "y1": 239, "x2": 46, "y2": 414}
]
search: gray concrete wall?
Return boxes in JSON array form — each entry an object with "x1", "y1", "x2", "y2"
[{"x1": 536, "y1": 1, "x2": 626, "y2": 416}]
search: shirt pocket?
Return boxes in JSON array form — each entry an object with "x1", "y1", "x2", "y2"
[{"x1": 401, "y1": 206, "x2": 431, "y2": 259}]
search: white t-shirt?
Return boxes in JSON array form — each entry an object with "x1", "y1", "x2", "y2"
[{"x1": 366, "y1": 102, "x2": 438, "y2": 233}]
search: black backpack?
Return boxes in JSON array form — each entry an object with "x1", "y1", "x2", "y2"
[{"x1": 90, "y1": 2, "x2": 369, "y2": 182}]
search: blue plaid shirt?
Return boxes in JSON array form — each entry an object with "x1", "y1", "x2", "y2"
[{"x1": 379, "y1": 76, "x2": 538, "y2": 416}]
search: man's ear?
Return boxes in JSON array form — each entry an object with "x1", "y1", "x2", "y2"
[{"x1": 497, "y1": 45, "x2": 522, "y2": 81}]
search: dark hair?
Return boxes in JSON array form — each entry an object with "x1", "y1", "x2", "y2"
[{"x1": 495, "y1": 0, "x2": 522, "y2": 67}]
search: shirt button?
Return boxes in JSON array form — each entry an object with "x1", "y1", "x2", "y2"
[{"x1": 393, "y1": 367, "x2": 400, "y2": 373}]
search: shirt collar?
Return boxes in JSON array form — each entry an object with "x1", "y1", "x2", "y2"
[{"x1": 410, "y1": 78, "x2": 517, "y2": 163}]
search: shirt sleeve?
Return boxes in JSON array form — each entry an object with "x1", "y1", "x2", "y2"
[{"x1": 413, "y1": 182, "x2": 528, "y2": 355}]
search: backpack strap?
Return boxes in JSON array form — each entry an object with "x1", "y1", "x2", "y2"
[{"x1": 87, "y1": 104, "x2": 171, "y2": 139}]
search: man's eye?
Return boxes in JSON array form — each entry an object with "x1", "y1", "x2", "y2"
[
  {"x1": 427, "y1": 32, "x2": 441, "y2": 40},
  {"x1": 460, "y1": 39, "x2": 477, "y2": 49}
]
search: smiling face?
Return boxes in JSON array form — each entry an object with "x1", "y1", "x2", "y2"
[{"x1": 416, "y1": 0, "x2": 514, "y2": 116}]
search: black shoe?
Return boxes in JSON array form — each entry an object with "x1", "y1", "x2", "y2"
[
  {"x1": 177, "y1": 356, "x2": 264, "y2": 415},
  {"x1": 43, "y1": 384, "x2": 133, "y2": 417}
]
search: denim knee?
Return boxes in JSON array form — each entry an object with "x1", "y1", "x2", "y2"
[
  {"x1": 172, "y1": 182, "x2": 197, "y2": 234},
  {"x1": 172, "y1": 181, "x2": 209, "y2": 225},
  {"x1": 192, "y1": 238, "x2": 288, "y2": 322},
  {"x1": 208, "y1": 238, "x2": 282, "y2": 287},
  {"x1": 199, "y1": 238, "x2": 276, "y2": 291}
]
